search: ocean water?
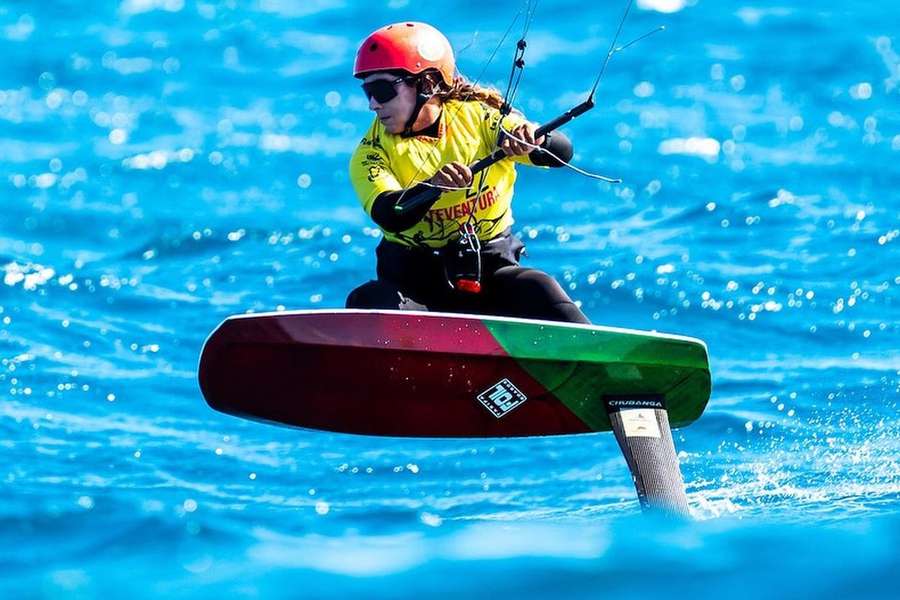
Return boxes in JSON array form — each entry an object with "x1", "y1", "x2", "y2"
[{"x1": 2, "y1": 0, "x2": 899, "y2": 597}]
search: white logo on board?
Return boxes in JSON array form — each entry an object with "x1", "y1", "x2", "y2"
[{"x1": 477, "y1": 379, "x2": 527, "y2": 418}]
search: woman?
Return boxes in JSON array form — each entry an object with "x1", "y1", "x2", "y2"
[{"x1": 347, "y1": 21, "x2": 589, "y2": 324}]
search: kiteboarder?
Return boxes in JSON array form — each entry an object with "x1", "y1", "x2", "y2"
[{"x1": 346, "y1": 21, "x2": 589, "y2": 324}]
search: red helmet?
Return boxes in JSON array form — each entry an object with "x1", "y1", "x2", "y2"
[{"x1": 354, "y1": 22, "x2": 456, "y2": 86}]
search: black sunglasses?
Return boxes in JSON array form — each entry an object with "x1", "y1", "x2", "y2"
[{"x1": 361, "y1": 76, "x2": 412, "y2": 104}]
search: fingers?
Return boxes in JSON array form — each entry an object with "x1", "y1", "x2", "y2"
[
  {"x1": 502, "y1": 123, "x2": 543, "y2": 156},
  {"x1": 431, "y1": 161, "x2": 473, "y2": 189},
  {"x1": 532, "y1": 124, "x2": 545, "y2": 148},
  {"x1": 448, "y1": 162, "x2": 473, "y2": 187},
  {"x1": 500, "y1": 128, "x2": 519, "y2": 156},
  {"x1": 519, "y1": 124, "x2": 536, "y2": 146}
]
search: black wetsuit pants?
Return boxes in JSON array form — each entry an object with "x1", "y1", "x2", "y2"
[{"x1": 345, "y1": 232, "x2": 590, "y2": 325}]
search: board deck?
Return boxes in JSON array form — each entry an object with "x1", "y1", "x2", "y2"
[{"x1": 198, "y1": 309, "x2": 711, "y2": 437}]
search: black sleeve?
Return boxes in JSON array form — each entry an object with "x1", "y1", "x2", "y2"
[
  {"x1": 529, "y1": 130, "x2": 573, "y2": 167},
  {"x1": 370, "y1": 182, "x2": 436, "y2": 233}
]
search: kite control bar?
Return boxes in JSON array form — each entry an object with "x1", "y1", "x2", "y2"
[{"x1": 395, "y1": 98, "x2": 596, "y2": 215}]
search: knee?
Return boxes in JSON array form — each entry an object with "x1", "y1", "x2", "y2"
[
  {"x1": 346, "y1": 280, "x2": 401, "y2": 309},
  {"x1": 489, "y1": 267, "x2": 590, "y2": 324},
  {"x1": 494, "y1": 267, "x2": 566, "y2": 298}
]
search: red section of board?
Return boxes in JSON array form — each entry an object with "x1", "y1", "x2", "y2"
[
  {"x1": 199, "y1": 311, "x2": 591, "y2": 437},
  {"x1": 259, "y1": 310, "x2": 508, "y2": 355}
]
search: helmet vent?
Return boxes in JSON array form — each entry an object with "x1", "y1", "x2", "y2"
[{"x1": 369, "y1": 42, "x2": 378, "y2": 51}]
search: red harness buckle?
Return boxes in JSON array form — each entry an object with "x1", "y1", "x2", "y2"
[{"x1": 454, "y1": 278, "x2": 482, "y2": 294}]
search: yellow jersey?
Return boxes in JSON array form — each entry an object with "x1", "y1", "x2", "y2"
[{"x1": 348, "y1": 100, "x2": 533, "y2": 248}]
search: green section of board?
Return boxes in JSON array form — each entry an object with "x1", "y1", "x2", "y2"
[{"x1": 484, "y1": 318, "x2": 711, "y2": 430}]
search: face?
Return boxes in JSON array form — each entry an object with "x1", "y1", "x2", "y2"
[{"x1": 362, "y1": 73, "x2": 417, "y2": 134}]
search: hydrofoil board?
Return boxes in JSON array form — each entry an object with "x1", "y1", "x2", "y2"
[{"x1": 199, "y1": 310, "x2": 710, "y2": 438}]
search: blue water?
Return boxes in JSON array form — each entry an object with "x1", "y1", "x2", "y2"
[{"x1": 2, "y1": 0, "x2": 899, "y2": 596}]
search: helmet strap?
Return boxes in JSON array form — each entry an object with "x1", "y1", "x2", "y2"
[{"x1": 402, "y1": 75, "x2": 437, "y2": 136}]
